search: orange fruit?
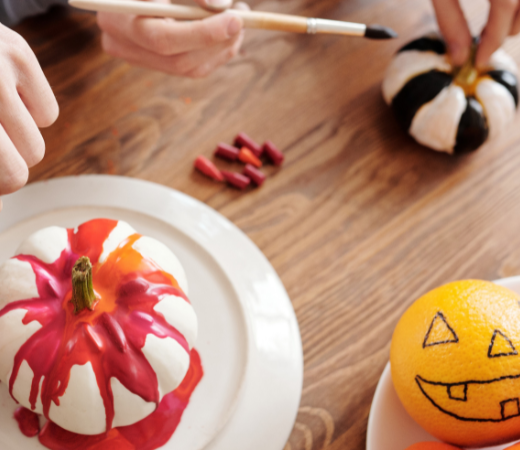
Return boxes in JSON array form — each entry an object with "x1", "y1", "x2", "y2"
[
  {"x1": 405, "y1": 443, "x2": 461, "y2": 450},
  {"x1": 505, "y1": 443, "x2": 520, "y2": 450},
  {"x1": 391, "y1": 280, "x2": 520, "y2": 448}
]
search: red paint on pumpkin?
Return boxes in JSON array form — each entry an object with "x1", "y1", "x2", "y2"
[
  {"x1": 69, "y1": 219, "x2": 118, "y2": 264},
  {"x1": 37, "y1": 349, "x2": 203, "y2": 450},
  {"x1": 0, "y1": 219, "x2": 195, "y2": 437},
  {"x1": 14, "y1": 406, "x2": 40, "y2": 437}
]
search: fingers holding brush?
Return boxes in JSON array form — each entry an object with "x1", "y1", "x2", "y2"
[
  {"x1": 101, "y1": 30, "x2": 244, "y2": 77},
  {"x1": 97, "y1": 0, "x2": 247, "y2": 78}
]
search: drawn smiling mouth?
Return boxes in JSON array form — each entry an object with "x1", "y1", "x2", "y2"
[{"x1": 416, "y1": 375, "x2": 520, "y2": 422}]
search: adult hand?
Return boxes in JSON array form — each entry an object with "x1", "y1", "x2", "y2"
[
  {"x1": 97, "y1": 0, "x2": 247, "y2": 78},
  {"x1": 432, "y1": 0, "x2": 520, "y2": 68},
  {"x1": 0, "y1": 24, "x2": 59, "y2": 212},
  {"x1": 193, "y1": 0, "x2": 232, "y2": 11}
]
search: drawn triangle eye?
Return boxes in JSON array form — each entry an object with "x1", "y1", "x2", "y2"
[
  {"x1": 423, "y1": 312, "x2": 459, "y2": 348},
  {"x1": 488, "y1": 330, "x2": 518, "y2": 358}
]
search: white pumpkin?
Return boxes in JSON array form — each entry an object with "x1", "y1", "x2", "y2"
[
  {"x1": 382, "y1": 35, "x2": 519, "y2": 154},
  {"x1": 0, "y1": 219, "x2": 197, "y2": 435}
]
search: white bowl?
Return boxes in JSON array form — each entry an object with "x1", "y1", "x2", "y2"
[{"x1": 367, "y1": 276, "x2": 520, "y2": 450}]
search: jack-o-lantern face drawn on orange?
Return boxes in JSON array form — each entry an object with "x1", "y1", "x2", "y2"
[
  {"x1": 416, "y1": 312, "x2": 520, "y2": 422},
  {"x1": 391, "y1": 280, "x2": 520, "y2": 448}
]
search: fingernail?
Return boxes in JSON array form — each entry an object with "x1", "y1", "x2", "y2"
[
  {"x1": 226, "y1": 16, "x2": 242, "y2": 37},
  {"x1": 205, "y1": 0, "x2": 232, "y2": 10}
]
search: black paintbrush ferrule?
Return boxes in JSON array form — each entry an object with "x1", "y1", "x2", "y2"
[{"x1": 365, "y1": 24, "x2": 398, "y2": 39}]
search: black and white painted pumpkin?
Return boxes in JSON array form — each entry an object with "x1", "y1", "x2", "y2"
[{"x1": 382, "y1": 35, "x2": 519, "y2": 154}]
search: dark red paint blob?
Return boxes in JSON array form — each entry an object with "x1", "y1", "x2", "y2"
[
  {"x1": 1, "y1": 219, "x2": 195, "y2": 438},
  {"x1": 14, "y1": 406, "x2": 40, "y2": 437},
  {"x1": 38, "y1": 349, "x2": 203, "y2": 450}
]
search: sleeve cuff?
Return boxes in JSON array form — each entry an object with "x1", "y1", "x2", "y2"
[
  {"x1": 0, "y1": 0, "x2": 69, "y2": 27},
  {"x1": 0, "y1": 2, "x2": 15, "y2": 26}
]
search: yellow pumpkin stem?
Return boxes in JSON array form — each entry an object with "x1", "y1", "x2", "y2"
[
  {"x1": 72, "y1": 256, "x2": 96, "y2": 314},
  {"x1": 454, "y1": 43, "x2": 478, "y2": 92}
]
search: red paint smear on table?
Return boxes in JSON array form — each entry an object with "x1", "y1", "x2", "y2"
[
  {"x1": 1, "y1": 218, "x2": 194, "y2": 437},
  {"x1": 37, "y1": 349, "x2": 203, "y2": 450},
  {"x1": 14, "y1": 406, "x2": 40, "y2": 437}
]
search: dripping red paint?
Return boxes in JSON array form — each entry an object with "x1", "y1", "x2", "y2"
[
  {"x1": 0, "y1": 219, "x2": 203, "y2": 449},
  {"x1": 38, "y1": 349, "x2": 203, "y2": 450},
  {"x1": 14, "y1": 406, "x2": 40, "y2": 437}
]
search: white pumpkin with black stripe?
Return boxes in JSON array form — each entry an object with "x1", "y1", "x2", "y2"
[{"x1": 382, "y1": 35, "x2": 519, "y2": 154}]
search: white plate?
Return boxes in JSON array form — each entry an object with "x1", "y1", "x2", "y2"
[
  {"x1": 366, "y1": 277, "x2": 520, "y2": 450},
  {"x1": 0, "y1": 175, "x2": 303, "y2": 450}
]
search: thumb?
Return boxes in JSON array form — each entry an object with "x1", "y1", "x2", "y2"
[{"x1": 193, "y1": 0, "x2": 232, "y2": 11}]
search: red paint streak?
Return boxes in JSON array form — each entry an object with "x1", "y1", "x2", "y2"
[
  {"x1": 69, "y1": 219, "x2": 118, "y2": 264},
  {"x1": 38, "y1": 350, "x2": 203, "y2": 450},
  {"x1": 14, "y1": 406, "x2": 40, "y2": 437},
  {"x1": 1, "y1": 219, "x2": 194, "y2": 435}
]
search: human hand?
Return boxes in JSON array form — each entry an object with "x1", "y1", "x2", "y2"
[
  {"x1": 0, "y1": 24, "x2": 59, "y2": 212},
  {"x1": 432, "y1": 0, "x2": 520, "y2": 68},
  {"x1": 192, "y1": 0, "x2": 232, "y2": 11},
  {"x1": 97, "y1": 0, "x2": 247, "y2": 78}
]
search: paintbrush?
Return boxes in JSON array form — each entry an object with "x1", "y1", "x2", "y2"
[{"x1": 68, "y1": 0, "x2": 397, "y2": 39}]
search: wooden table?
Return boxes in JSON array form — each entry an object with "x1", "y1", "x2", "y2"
[{"x1": 13, "y1": 0, "x2": 520, "y2": 448}]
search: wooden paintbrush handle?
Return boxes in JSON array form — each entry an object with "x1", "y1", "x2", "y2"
[
  {"x1": 69, "y1": 0, "x2": 308, "y2": 33},
  {"x1": 67, "y1": 0, "x2": 397, "y2": 37},
  {"x1": 69, "y1": 0, "x2": 212, "y2": 19},
  {"x1": 236, "y1": 11, "x2": 307, "y2": 33}
]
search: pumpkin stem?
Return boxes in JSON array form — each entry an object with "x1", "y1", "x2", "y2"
[
  {"x1": 454, "y1": 43, "x2": 478, "y2": 90},
  {"x1": 72, "y1": 256, "x2": 96, "y2": 314}
]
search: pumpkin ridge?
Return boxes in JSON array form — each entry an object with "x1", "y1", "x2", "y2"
[
  {"x1": 38, "y1": 349, "x2": 203, "y2": 450},
  {"x1": 398, "y1": 36, "x2": 447, "y2": 55},
  {"x1": 392, "y1": 70, "x2": 453, "y2": 130},
  {"x1": 486, "y1": 70, "x2": 519, "y2": 106},
  {"x1": 454, "y1": 97, "x2": 489, "y2": 153}
]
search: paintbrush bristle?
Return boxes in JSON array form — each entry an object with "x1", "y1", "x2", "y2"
[{"x1": 365, "y1": 24, "x2": 398, "y2": 39}]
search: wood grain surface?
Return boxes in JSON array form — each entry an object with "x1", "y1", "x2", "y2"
[{"x1": 10, "y1": 0, "x2": 520, "y2": 449}]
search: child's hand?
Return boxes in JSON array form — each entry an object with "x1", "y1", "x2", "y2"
[
  {"x1": 0, "y1": 24, "x2": 59, "y2": 211},
  {"x1": 97, "y1": 0, "x2": 247, "y2": 78},
  {"x1": 432, "y1": 0, "x2": 520, "y2": 68}
]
